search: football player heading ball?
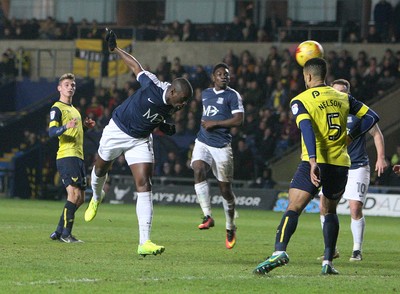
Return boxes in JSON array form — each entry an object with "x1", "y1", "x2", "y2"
[{"x1": 295, "y1": 40, "x2": 324, "y2": 67}]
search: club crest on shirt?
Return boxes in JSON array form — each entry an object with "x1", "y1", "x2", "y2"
[
  {"x1": 291, "y1": 103, "x2": 299, "y2": 115},
  {"x1": 50, "y1": 110, "x2": 56, "y2": 120},
  {"x1": 217, "y1": 97, "x2": 224, "y2": 104}
]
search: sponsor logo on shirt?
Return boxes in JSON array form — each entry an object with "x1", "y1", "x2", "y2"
[{"x1": 203, "y1": 105, "x2": 219, "y2": 116}]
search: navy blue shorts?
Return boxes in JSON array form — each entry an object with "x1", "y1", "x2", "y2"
[
  {"x1": 56, "y1": 157, "x2": 87, "y2": 190},
  {"x1": 290, "y1": 161, "x2": 348, "y2": 200}
]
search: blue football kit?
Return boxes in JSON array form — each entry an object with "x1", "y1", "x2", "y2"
[
  {"x1": 112, "y1": 71, "x2": 175, "y2": 138},
  {"x1": 347, "y1": 115, "x2": 369, "y2": 169},
  {"x1": 197, "y1": 87, "x2": 244, "y2": 148}
]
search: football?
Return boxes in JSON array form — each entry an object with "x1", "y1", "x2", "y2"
[{"x1": 295, "y1": 40, "x2": 324, "y2": 67}]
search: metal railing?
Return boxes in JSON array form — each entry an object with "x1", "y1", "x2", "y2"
[
  {"x1": 17, "y1": 47, "x2": 124, "y2": 85},
  {"x1": 277, "y1": 26, "x2": 343, "y2": 43}
]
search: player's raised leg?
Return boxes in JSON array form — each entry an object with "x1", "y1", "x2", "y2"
[{"x1": 85, "y1": 156, "x2": 111, "y2": 222}]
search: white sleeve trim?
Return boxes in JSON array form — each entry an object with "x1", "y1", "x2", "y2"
[{"x1": 143, "y1": 71, "x2": 170, "y2": 90}]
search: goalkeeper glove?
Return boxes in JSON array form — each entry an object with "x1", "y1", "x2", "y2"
[
  {"x1": 105, "y1": 28, "x2": 117, "y2": 51},
  {"x1": 159, "y1": 122, "x2": 176, "y2": 136}
]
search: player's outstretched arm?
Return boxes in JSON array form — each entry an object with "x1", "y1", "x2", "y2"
[
  {"x1": 105, "y1": 28, "x2": 143, "y2": 76},
  {"x1": 369, "y1": 124, "x2": 387, "y2": 176},
  {"x1": 113, "y1": 47, "x2": 144, "y2": 77}
]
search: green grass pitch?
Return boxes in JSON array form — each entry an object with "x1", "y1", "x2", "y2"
[{"x1": 0, "y1": 198, "x2": 399, "y2": 293}]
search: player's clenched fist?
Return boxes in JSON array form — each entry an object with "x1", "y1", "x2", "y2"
[
  {"x1": 159, "y1": 122, "x2": 176, "y2": 136},
  {"x1": 105, "y1": 28, "x2": 117, "y2": 51}
]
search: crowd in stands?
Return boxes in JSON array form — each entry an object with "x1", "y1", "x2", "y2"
[
  {"x1": 1, "y1": 0, "x2": 400, "y2": 43},
  {"x1": 54, "y1": 45, "x2": 399, "y2": 187},
  {"x1": 0, "y1": 47, "x2": 31, "y2": 85},
  {"x1": 9, "y1": 43, "x2": 400, "y2": 188},
  {"x1": 2, "y1": 2, "x2": 400, "y2": 188}
]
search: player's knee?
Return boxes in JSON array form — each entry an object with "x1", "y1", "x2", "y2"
[
  {"x1": 219, "y1": 183, "x2": 232, "y2": 196},
  {"x1": 193, "y1": 168, "x2": 207, "y2": 182},
  {"x1": 135, "y1": 180, "x2": 152, "y2": 192}
]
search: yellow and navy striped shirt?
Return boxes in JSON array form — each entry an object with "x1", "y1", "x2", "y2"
[
  {"x1": 290, "y1": 85, "x2": 370, "y2": 167},
  {"x1": 49, "y1": 101, "x2": 84, "y2": 160}
]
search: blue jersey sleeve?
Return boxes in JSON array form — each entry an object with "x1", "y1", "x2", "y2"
[
  {"x1": 48, "y1": 107, "x2": 66, "y2": 137},
  {"x1": 348, "y1": 95, "x2": 379, "y2": 140},
  {"x1": 291, "y1": 100, "x2": 316, "y2": 159},
  {"x1": 299, "y1": 119, "x2": 316, "y2": 159},
  {"x1": 229, "y1": 88, "x2": 244, "y2": 114}
]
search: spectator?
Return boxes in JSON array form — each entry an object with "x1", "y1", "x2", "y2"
[
  {"x1": 171, "y1": 57, "x2": 186, "y2": 79},
  {"x1": 0, "y1": 50, "x2": 16, "y2": 79},
  {"x1": 85, "y1": 95, "x2": 104, "y2": 119},
  {"x1": 181, "y1": 19, "x2": 197, "y2": 41},
  {"x1": 15, "y1": 47, "x2": 31, "y2": 77},
  {"x1": 244, "y1": 79, "x2": 263, "y2": 107},
  {"x1": 373, "y1": 0, "x2": 393, "y2": 42},
  {"x1": 267, "y1": 80, "x2": 289, "y2": 110},
  {"x1": 362, "y1": 58, "x2": 380, "y2": 100},
  {"x1": 237, "y1": 50, "x2": 255, "y2": 79},
  {"x1": 64, "y1": 17, "x2": 78, "y2": 40},
  {"x1": 170, "y1": 20, "x2": 182, "y2": 39},
  {"x1": 110, "y1": 154, "x2": 130, "y2": 175},
  {"x1": 258, "y1": 126, "x2": 276, "y2": 162},
  {"x1": 161, "y1": 162, "x2": 174, "y2": 177},
  {"x1": 377, "y1": 68, "x2": 396, "y2": 95},
  {"x1": 234, "y1": 139, "x2": 254, "y2": 180},
  {"x1": 190, "y1": 65, "x2": 210, "y2": 89},
  {"x1": 38, "y1": 16, "x2": 57, "y2": 39},
  {"x1": 391, "y1": 145, "x2": 400, "y2": 166},
  {"x1": 85, "y1": 19, "x2": 102, "y2": 39},
  {"x1": 222, "y1": 49, "x2": 239, "y2": 72},
  {"x1": 224, "y1": 15, "x2": 244, "y2": 41},
  {"x1": 256, "y1": 28, "x2": 268, "y2": 42},
  {"x1": 162, "y1": 26, "x2": 180, "y2": 42},
  {"x1": 242, "y1": 17, "x2": 257, "y2": 42},
  {"x1": 279, "y1": 17, "x2": 301, "y2": 42},
  {"x1": 250, "y1": 166, "x2": 276, "y2": 189},
  {"x1": 155, "y1": 56, "x2": 171, "y2": 81},
  {"x1": 263, "y1": 12, "x2": 282, "y2": 41},
  {"x1": 364, "y1": 25, "x2": 382, "y2": 43},
  {"x1": 393, "y1": 2, "x2": 400, "y2": 41},
  {"x1": 173, "y1": 162, "x2": 191, "y2": 178}
]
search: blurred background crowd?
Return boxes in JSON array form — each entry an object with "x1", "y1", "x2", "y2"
[{"x1": 16, "y1": 43, "x2": 400, "y2": 189}]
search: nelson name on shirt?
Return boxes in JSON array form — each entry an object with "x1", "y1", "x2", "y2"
[{"x1": 318, "y1": 99, "x2": 342, "y2": 111}]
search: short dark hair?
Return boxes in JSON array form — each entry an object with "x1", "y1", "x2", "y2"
[
  {"x1": 304, "y1": 57, "x2": 327, "y2": 80},
  {"x1": 331, "y1": 79, "x2": 350, "y2": 93},
  {"x1": 59, "y1": 73, "x2": 75, "y2": 83},
  {"x1": 212, "y1": 62, "x2": 229, "y2": 74},
  {"x1": 172, "y1": 77, "x2": 193, "y2": 99}
]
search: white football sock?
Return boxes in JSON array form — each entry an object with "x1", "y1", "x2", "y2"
[
  {"x1": 351, "y1": 216, "x2": 365, "y2": 251},
  {"x1": 320, "y1": 215, "x2": 325, "y2": 229},
  {"x1": 136, "y1": 191, "x2": 153, "y2": 245},
  {"x1": 194, "y1": 181, "x2": 211, "y2": 216},
  {"x1": 222, "y1": 198, "x2": 236, "y2": 230},
  {"x1": 91, "y1": 168, "x2": 108, "y2": 201}
]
